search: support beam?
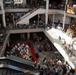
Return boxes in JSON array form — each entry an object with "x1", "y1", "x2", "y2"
[
  {"x1": 53, "y1": 14, "x2": 55, "y2": 24},
  {"x1": 0, "y1": 0, "x2": 6, "y2": 27},
  {"x1": 62, "y1": 0, "x2": 68, "y2": 30},
  {"x1": 27, "y1": 33, "x2": 30, "y2": 40},
  {"x1": 45, "y1": 0, "x2": 49, "y2": 25},
  {"x1": 38, "y1": 14, "x2": 39, "y2": 26}
]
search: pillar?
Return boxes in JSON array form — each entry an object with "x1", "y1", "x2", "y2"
[
  {"x1": 53, "y1": 14, "x2": 55, "y2": 24},
  {"x1": 45, "y1": 0, "x2": 49, "y2": 25},
  {"x1": 0, "y1": 1, "x2": 6, "y2": 27},
  {"x1": 23, "y1": 0, "x2": 26, "y2": 4},
  {"x1": 63, "y1": 0, "x2": 68, "y2": 30},
  {"x1": 27, "y1": 33, "x2": 30, "y2": 40},
  {"x1": 12, "y1": 14, "x2": 15, "y2": 25},
  {"x1": 38, "y1": 14, "x2": 39, "y2": 25},
  {"x1": 31, "y1": 0, "x2": 32, "y2": 4},
  {"x1": 20, "y1": 34, "x2": 25, "y2": 40}
]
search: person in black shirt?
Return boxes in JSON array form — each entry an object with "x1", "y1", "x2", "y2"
[
  {"x1": 62, "y1": 64, "x2": 67, "y2": 75},
  {"x1": 40, "y1": 68, "x2": 43, "y2": 75},
  {"x1": 69, "y1": 68, "x2": 75, "y2": 75}
]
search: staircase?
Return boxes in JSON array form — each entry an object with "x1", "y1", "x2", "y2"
[{"x1": 16, "y1": 8, "x2": 45, "y2": 25}]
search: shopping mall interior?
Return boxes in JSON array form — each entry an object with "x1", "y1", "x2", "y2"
[{"x1": 0, "y1": 0, "x2": 76, "y2": 75}]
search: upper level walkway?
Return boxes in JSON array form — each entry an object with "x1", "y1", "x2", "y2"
[
  {"x1": 44, "y1": 28, "x2": 76, "y2": 70},
  {"x1": 16, "y1": 7, "x2": 76, "y2": 25}
]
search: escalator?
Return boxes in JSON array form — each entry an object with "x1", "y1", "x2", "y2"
[
  {"x1": 0, "y1": 55, "x2": 39, "y2": 75},
  {"x1": 16, "y1": 8, "x2": 45, "y2": 25},
  {"x1": 0, "y1": 68, "x2": 31, "y2": 75}
]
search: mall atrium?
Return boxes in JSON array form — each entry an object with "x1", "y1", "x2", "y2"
[{"x1": 0, "y1": 0, "x2": 76, "y2": 75}]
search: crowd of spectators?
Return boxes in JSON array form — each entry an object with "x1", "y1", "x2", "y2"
[
  {"x1": 4, "y1": 1, "x2": 30, "y2": 9},
  {"x1": 32, "y1": 34, "x2": 75, "y2": 75},
  {"x1": 5, "y1": 42, "x2": 32, "y2": 60},
  {"x1": 56, "y1": 25, "x2": 76, "y2": 57},
  {"x1": 37, "y1": 57, "x2": 75, "y2": 75},
  {"x1": 4, "y1": 0, "x2": 66, "y2": 28},
  {"x1": 49, "y1": 1, "x2": 65, "y2": 10},
  {"x1": 0, "y1": 1, "x2": 75, "y2": 75},
  {"x1": 4, "y1": 0, "x2": 65, "y2": 10},
  {"x1": 46, "y1": 22, "x2": 76, "y2": 58},
  {"x1": 4, "y1": 31, "x2": 76, "y2": 75},
  {"x1": 4, "y1": 0, "x2": 44, "y2": 9}
]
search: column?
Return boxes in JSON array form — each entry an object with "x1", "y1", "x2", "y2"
[
  {"x1": 12, "y1": 14, "x2": 15, "y2": 25},
  {"x1": 21, "y1": 34, "x2": 25, "y2": 40},
  {"x1": 23, "y1": 0, "x2": 26, "y2": 4},
  {"x1": 45, "y1": 0, "x2": 49, "y2": 25},
  {"x1": 27, "y1": 33, "x2": 30, "y2": 40},
  {"x1": 0, "y1": 1, "x2": 6, "y2": 27},
  {"x1": 38, "y1": 14, "x2": 39, "y2": 26},
  {"x1": 53, "y1": 14, "x2": 55, "y2": 24},
  {"x1": 31, "y1": 0, "x2": 32, "y2": 4},
  {"x1": 62, "y1": 0, "x2": 68, "y2": 30}
]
